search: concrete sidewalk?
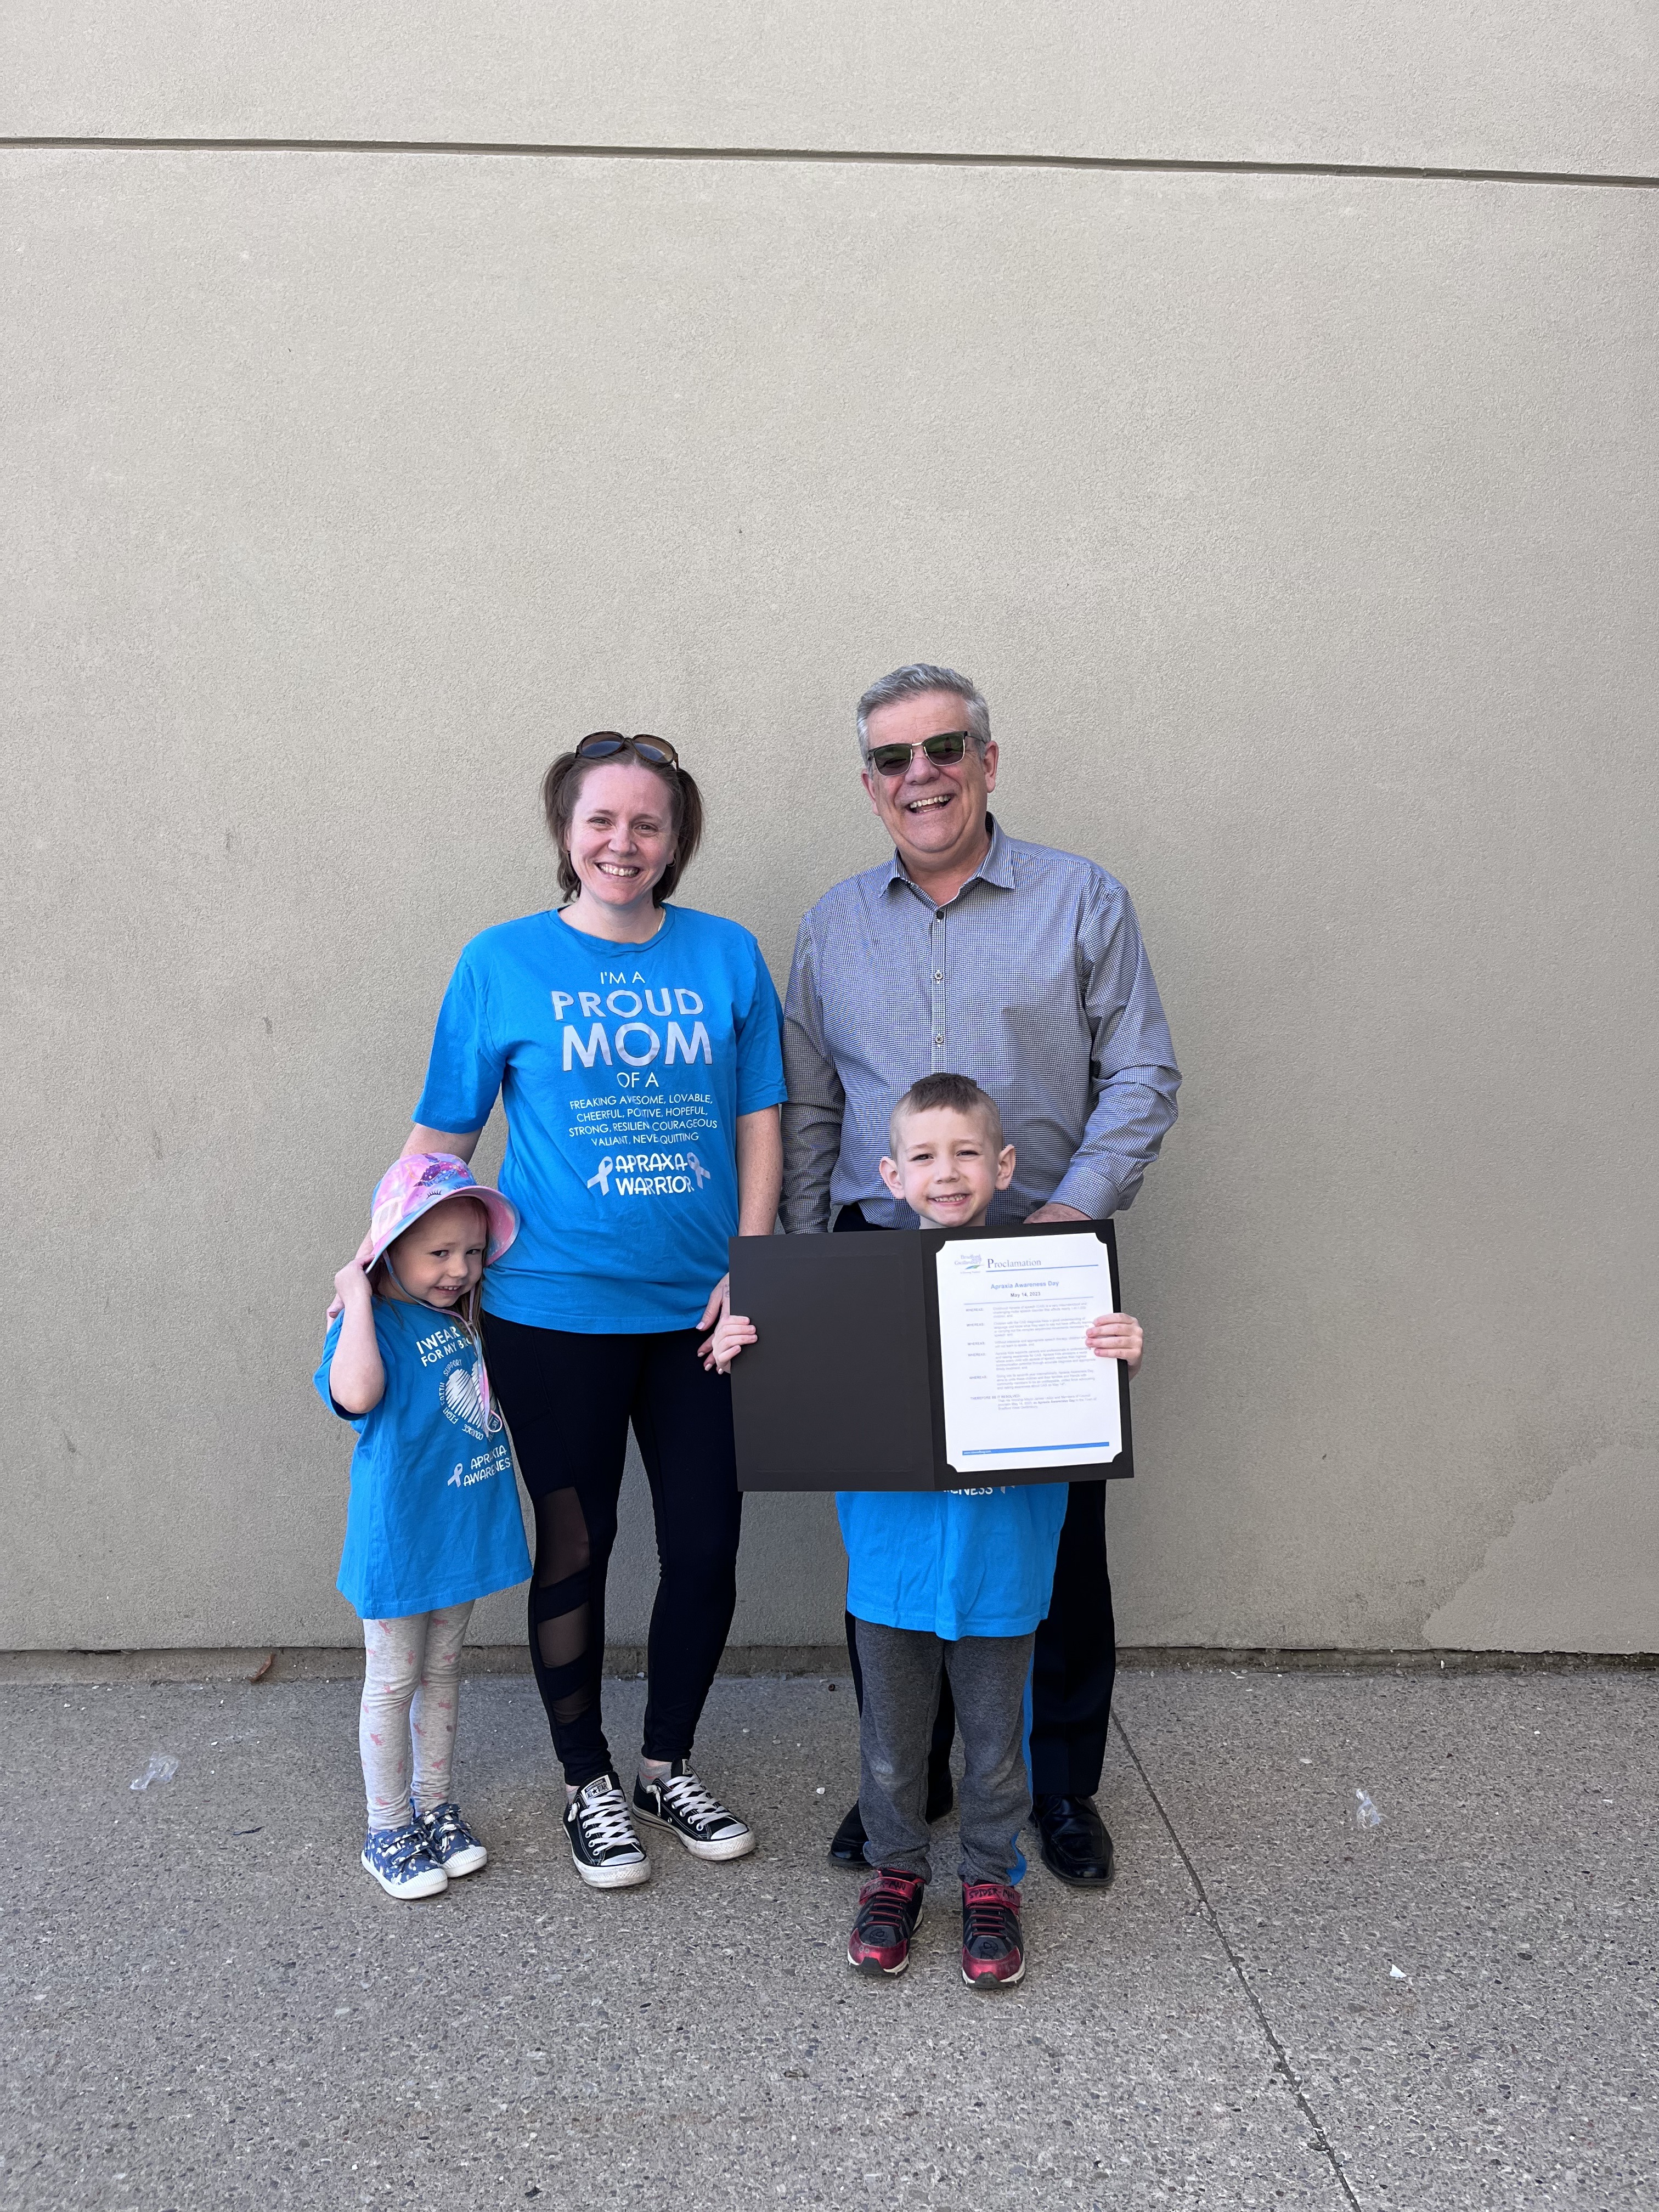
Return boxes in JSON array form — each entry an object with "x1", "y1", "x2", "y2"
[{"x1": 2, "y1": 1666, "x2": 1654, "y2": 2210}]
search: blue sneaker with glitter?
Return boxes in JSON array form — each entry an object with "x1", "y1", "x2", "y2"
[
  {"x1": 417, "y1": 1800, "x2": 488, "y2": 1878},
  {"x1": 361, "y1": 1820, "x2": 448, "y2": 1900}
]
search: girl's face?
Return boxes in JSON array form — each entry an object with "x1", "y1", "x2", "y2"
[
  {"x1": 385, "y1": 1196, "x2": 487, "y2": 1308},
  {"x1": 563, "y1": 762, "x2": 677, "y2": 916}
]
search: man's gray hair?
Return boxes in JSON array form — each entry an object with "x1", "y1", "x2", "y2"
[{"x1": 856, "y1": 663, "x2": 991, "y2": 758}]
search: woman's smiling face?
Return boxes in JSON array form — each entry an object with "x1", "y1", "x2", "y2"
[{"x1": 563, "y1": 761, "x2": 678, "y2": 915}]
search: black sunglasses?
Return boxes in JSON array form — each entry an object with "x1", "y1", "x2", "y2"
[
  {"x1": 866, "y1": 731, "x2": 974, "y2": 777},
  {"x1": 575, "y1": 731, "x2": 681, "y2": 769}
]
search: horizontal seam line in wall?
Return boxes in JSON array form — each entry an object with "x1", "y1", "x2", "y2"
[{"x1": 3, "y1": 136, "x2": 1659, "y2": 189}]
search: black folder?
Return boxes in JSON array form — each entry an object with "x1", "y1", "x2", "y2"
[{"x1": 729, "y1": 1220, "x2": 1133, "y2": 1492}]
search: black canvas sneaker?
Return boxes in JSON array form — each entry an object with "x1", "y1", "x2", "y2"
[
  {"x1": 562, "y1": 1773, "x2": 652, "y2": 1890},
  {"x1": 633, "y1": 1759, "x2": 756, "y2": 1861}
]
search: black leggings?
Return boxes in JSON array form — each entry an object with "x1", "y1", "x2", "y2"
[{"x1": 481, "y1": 1314, "x2": 743, "y2": 1790}]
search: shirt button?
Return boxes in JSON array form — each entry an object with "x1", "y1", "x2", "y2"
[
  {"x1": 933, "y1": 971, "x2": 943, "y2": 981},
  {"x1": 934, "y1": 908, "x2": 945, "y2": 921},
  {"x1": 934, "y1": 1034, "x2": 944, "y2": 1045}
]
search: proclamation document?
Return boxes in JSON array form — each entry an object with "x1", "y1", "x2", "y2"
[{"x1": 934, "y1": 1231, "x2": 1123, "y2": 1475}]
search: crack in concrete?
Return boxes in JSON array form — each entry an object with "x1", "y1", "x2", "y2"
[
  {"x1": 2, "y1": 136, "x2": 1658, "y2": 192},
  {"x1": 1113, "y1": 1712, "x2": 1363, "y2": 2211}
]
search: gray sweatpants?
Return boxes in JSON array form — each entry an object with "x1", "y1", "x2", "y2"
[{"x1": 854, "y1": 1616, "x2": 1034, "y2": 1886}]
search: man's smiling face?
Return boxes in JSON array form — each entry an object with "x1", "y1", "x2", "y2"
[{"x1": 861, "y1": 691, "x2": 998, "y2": 876}]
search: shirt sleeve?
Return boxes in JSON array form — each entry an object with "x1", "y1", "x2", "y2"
[
  {"x1": 781, "y1": 911, "x2": 844, "y2": 1233},
  {"x1": 1049, "y1": 878, "x2": 1182, "y2": 1220},
  {"x1": 312, "y1": 1312, "x2": 365, "y2": 1425},
  {"x1": 733, "y1": 938, "x2": 789, "y2": 1116},
  {"x1": 412, "y1": 944, "x2": 505, "y2": 1135}
]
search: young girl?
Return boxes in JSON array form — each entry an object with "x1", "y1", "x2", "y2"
[{"x1": 315, "y1": 1154, "x2": 531, "y2": 1900}]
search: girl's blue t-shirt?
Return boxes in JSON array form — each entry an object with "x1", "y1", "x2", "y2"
[
  {"x1": 836, "y1": 1484, "x2": 1071, "y2": 1640},
  {"x1": 414, "y1": 905, "x2": 787, "y2": 1333},
  {"x1": 315, "y1": 1298, "x2": 531, "y2": 1621}
]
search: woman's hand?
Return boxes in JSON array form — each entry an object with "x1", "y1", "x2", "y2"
[
  {"x1": 696, "y1": 1272, "x2": 731, "y2": 1366},
  {"x1": 1086, "y1": 1311, "x2": 1143, "y2": 1378},
  {"x1": 702, "y1": 1310, "x2": 757, "y2": 1375}
]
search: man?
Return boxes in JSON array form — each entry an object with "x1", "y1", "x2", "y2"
[{"x1": 782, "y1": 663, "x2": 1180, "y2": 1888}]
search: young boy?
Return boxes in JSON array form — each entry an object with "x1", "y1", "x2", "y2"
[{"x1": 712, "y1": 1071, "x2": 1142, "y2": 1988}]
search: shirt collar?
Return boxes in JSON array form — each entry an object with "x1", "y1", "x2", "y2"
[{"x1": 882, "y1": 813, "x2": 1015, "y2": 898}]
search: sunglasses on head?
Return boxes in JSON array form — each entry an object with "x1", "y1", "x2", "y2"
[
  {"x1": 866, "y1": 731, "x2": 974, "y2": 777},
  {"x1": 575, "y1": 731, "x2": 681, "y2": 769}
]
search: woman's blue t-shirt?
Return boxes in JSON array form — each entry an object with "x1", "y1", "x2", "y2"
[
  {"x1": 315, "y1": 1298, "x2": 532, "y2": 1621},
  {"x1": 836, "y1": 1484, "x2": 1071, "y2": 1640},
  {"x1": 414, "y1": 905, "x2": 787, "y2": 1333}
]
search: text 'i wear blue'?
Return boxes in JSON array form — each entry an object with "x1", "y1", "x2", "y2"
[
  {"x1": 316, "y1": 1299, "x2": 531, "y2": 1621},
  {"x1": 837, "y1": 1483, "x2": 1071, "y2": 1641},
  {"x1": 414, "y1": 906, "x2": 787, "y2": 1333}
]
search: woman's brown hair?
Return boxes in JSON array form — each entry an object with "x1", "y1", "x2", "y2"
[{"x1": 540, "y1": 747, "x2": 704, "y2": 907}]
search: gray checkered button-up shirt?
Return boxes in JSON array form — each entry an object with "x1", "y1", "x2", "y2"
[{"x1": 782, "y1": 816, "x2": 1181, "y2": 1231}]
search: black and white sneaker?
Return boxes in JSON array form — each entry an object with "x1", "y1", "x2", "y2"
[
  {"x1": 633, "y1": 1760, "x2": 755, "y2": 1861},
  {"x1": 562, "y1": 1772, "x2": 652, "y2": 1890}
]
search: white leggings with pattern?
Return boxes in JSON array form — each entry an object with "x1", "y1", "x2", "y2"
[{"x1": 359, "y1": 1602, "x2": 474, "y2": 1833}]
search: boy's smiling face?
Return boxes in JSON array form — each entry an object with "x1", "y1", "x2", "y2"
[{"x1": 879, "y1": 1104, "x2": 1017, "y2": 1228}]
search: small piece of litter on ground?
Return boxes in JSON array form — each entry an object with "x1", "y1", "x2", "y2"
[
  {"x1": 1390, "y1": 1965, "x2": 1408, "y2": 1980},
  {"x1": 815, "y1": 1786, "x2": 825, "y2": 1793},
  {"x1": 1300, "y1": 1757, "x2": 1313, "y2": 1765},
  {"x1": 131, "y1": 1755, "x2": 179, "y2": 1791},
  {"x1": 1355, "y1": 1788, "x2": 1383, "y2": 1829},
  {"x1": 249, "y1": 1652, "x2": 275, "y2": 1683}
]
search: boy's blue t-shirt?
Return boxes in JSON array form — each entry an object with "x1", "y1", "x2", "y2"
[
  {"x1": 836, "y1": 1482, "x2": 1070, "y2": 1640},
  {"x1": 414, "y1": 905, "x2": 787, "y2": 1333},
  {"x1": 315, "y1": 1298, "x2": 531, "y2": 1621}
]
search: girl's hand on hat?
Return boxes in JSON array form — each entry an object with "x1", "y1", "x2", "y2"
[
  {"x1": 326, "y1": 1233, "x2": 377, "y2": 1321},
  {"x1": 1085, "y1": 1312, "x2": 1143, "y2": 1378},
  {"x1": 328, "y1": 1256, "x2": 373, "y2": 1323}
]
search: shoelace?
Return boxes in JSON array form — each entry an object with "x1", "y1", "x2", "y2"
[
  {"x1": 575, "y1": 1781, "x2": 639, "y2": 1854},
  {"x1": 857, "y1": 1873, "x2": 921, "y2": 1939},
  {"x1": 962, "y1": 1886, "x2": 1018, "y2": 1954},
  {"x1": 658, "y1": 1769, "x2": 733, "y2": 1829}
]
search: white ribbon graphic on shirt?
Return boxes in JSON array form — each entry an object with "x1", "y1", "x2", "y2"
[{"x1": 587, "y1": 1157, "x2": 614, "y2": 1195}]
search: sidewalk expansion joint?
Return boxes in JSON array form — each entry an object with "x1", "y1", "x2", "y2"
[{"x1": 1113, "y1": 1713, "x2": 1363, "y2": 2211}]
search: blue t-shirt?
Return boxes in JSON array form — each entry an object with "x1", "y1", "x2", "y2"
[
  {"x1": 414, "y1": 905, "x2": 787, "y2": 1333},
  {"x1": 315, "y1": 1297, "x2": 532, "y2": 1620},
  {"x1": 837, "y1": 1483, "x2": 1071, "y2": 1640}
]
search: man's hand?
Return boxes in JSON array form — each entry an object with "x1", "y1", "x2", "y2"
[{"x1": 1025, "y1": 1200, "x2": 1090, "y2": 1225}]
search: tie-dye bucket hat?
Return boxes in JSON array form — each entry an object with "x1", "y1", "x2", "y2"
[{"x1": 366, "y1": 1154, "x2": 518, "y2": 1271}]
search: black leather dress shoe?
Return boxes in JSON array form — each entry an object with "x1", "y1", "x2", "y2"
[
  {"x1": 827, "y1": 1770, "x2": 956, "y2": 1867},
  {"x1": 1032, "y1": 1793, "x2": 1115, "y2": 1887},
  {"x1": 827, "y1": 1800, "x2": 868, "y2": 1866}
]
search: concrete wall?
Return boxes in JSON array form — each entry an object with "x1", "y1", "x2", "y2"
[{"x1": 4, "y1": 6, "x2": 1657, "y2": 1657}]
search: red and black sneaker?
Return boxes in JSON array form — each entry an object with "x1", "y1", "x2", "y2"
[
  {"x1": 960, "y1": 1879, "x2": 1025, "y2": 1988},
  {"x1": 847, "y1": 1868, "x2": 926, "y2": 1977}
]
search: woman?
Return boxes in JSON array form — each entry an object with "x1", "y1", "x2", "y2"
[{"x1": 404, "y1": 732, "x2": 785, "y2": 1889}]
